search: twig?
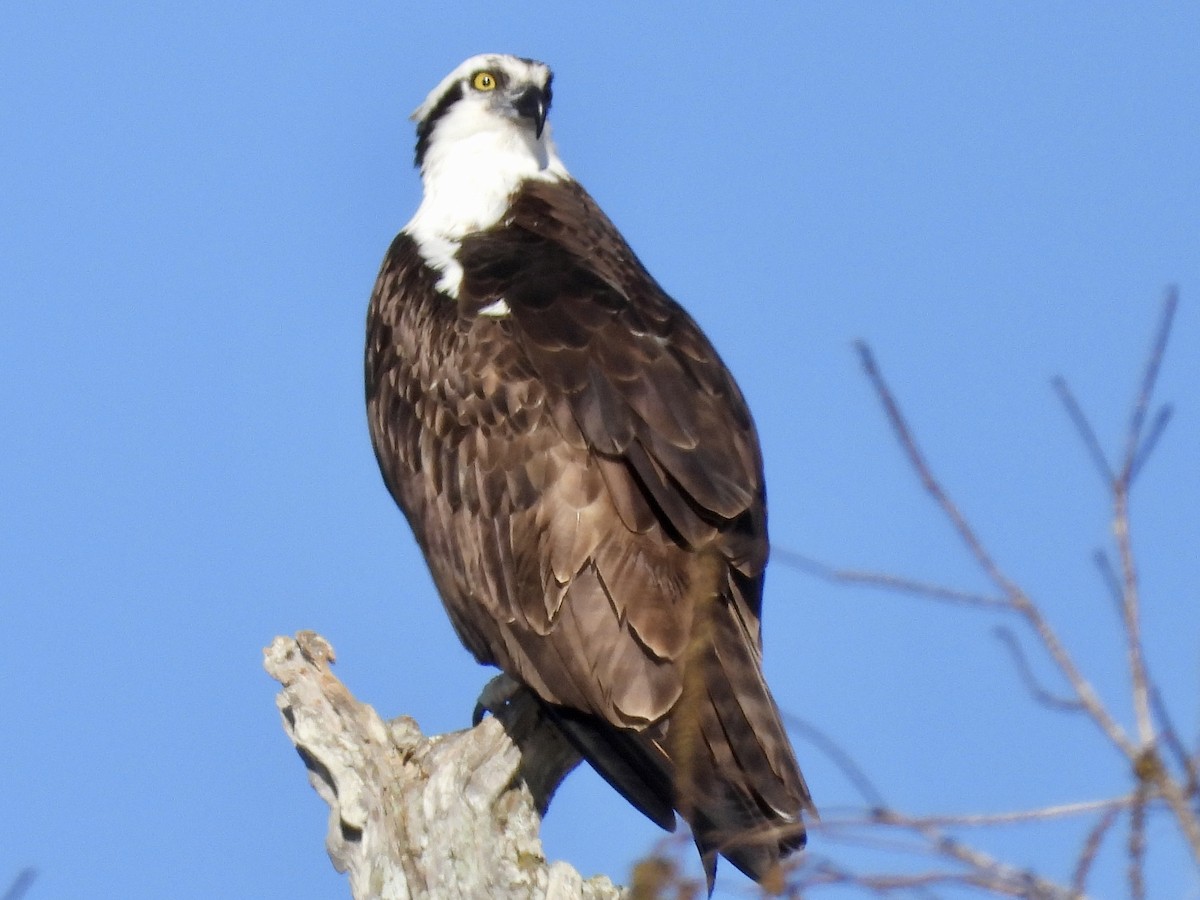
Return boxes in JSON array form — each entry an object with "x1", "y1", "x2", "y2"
[
  {"x1": 773, "y1": 548, "x2": 1009, "y2": 610},
  {"x1": 782, "y1": 712, "x2": 889, "y2": 809},
  {"x1": 1109, "y1": 295, "x2": 1177, "y2": 758},
  {"x1": 1151, "y1": 679, "x2": 1199, "y2": 794},
  {"x1": 1092, "y1": 549, "x2": 1124, "y2": 618},
  {"x1": 877, "y1": 795, "x2": 1133, "y2": 828},
  {"x1": 1071, "y1": 806, "x2": 1120, "y2": 895},
  {"x1": 1051, "y1": 376, "x2": 1113, "y2": 486},
  {"x1": 1150, "y1": 766, "x2": 1200, "y2": 863},
  {"x1": 805, "y1": 822, "x2": 942, "y2": 857},
  {"x1": 912, "y1": 826, "x2": 1071, "y2": 898},
  {"x1": 800, "y1": 863, "x2": 1054, "y2": 895},
  {"x1": 992, "y1": 626, "x2": 1085, "y2": 713},
  {"x1": 1106, "y1": 293, "x2": 1200, "y2": 864},
  {"x1": 852, "y1": 341, "x2": 1007, "y2": 588},
  {"x1": 1129, "y1": 404, "x2": 1173, "y2": 485},
  {"x1": 875, "y1": 811, "x2": 1074, "y2": 898},
  {"x1": 797, "y1": 843, "x2": 1072, "y2": 899},
  {"x1": 1, "y1": 870, "x2": 36, "y2": 900},
  {"x1": 800, "y1": 799, "x2": 1131, "y2": 897},
  {"x1": 1128, "y1": 783, "x2": 1148, "y2": 900},
  {"x1": 1120, "y1": 287, "x2": 1177, "y2": 485},
  {"x1": 1113, "y1": 479, "x2": 1154, "y2": 750}
]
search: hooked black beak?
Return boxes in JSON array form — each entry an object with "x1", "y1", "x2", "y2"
[{"x1": 513, "y1": 86, "x2": 548, "y2": 138}]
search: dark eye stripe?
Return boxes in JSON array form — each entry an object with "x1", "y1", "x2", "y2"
[{"x1": 414, "y1": 81, "x2": 463, "y2": 168}]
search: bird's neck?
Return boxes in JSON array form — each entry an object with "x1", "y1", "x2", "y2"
[
  {"x1": 410, "y1": 125, "x2": 567, "y2": 238},
  {"x1": 404, "y1": 124, "x2": 568, "y2": 297}
]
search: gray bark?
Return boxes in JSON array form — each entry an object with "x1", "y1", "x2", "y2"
[{"x1": 264, "y1": 631, "x2": 626, "y2": 900}]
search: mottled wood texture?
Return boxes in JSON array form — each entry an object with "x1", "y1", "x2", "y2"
[{"x1": 264, "y1": 632, "x2": 621, "y2": 900}]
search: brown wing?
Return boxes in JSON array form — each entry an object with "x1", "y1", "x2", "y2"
[{"x1": 366, "y1": 179, "x2": 813, "y2": 884}]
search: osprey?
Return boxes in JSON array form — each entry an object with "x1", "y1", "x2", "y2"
[{"x1": 365, "y1": 54, "x2": 814, "y2": 887}]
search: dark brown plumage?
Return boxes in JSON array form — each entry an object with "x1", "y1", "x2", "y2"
[{"x1": 366, "y1": 58, "x2": 813, "y2": 888}]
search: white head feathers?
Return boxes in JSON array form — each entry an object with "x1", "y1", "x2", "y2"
[{"x1": 404, "y1": 54, "x2": 570, "y2": 296}]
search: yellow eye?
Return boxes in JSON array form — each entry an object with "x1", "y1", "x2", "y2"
[{"x1": 472, "y1": 71, "x2": 498, "y2": 91}]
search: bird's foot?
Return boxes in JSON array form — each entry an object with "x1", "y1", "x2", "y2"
[{"x1": 472, "y1": 672, "x2": 522, "y2": 726}]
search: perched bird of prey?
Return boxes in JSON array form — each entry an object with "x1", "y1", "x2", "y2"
[{"x1": 365, "y1": 54, "x2": 814, "y2": 887}]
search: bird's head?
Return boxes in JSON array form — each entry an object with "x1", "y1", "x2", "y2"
[
  {"x1": 412, "y1": 54, "x2": 556, "y2": 171},
  {"x1": 403, "y1": 54, "x2": 569, "y2": 271}
]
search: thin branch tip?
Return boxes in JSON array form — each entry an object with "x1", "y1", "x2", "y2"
[
  {"x1": 1122, "y1": 287, "x2": 1179, "y2": 483},
  {"x1": 1052, "y1": 375, "x2": 1114, "y2": 485}
]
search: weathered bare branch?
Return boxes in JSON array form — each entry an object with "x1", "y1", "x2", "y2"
[{"x1": 264, "y1": 631, "x2": 618, "y2": 900}]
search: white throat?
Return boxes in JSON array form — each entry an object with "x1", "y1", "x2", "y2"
[{"x1": 404, "y1": 108, "x2": 569, "y2": 298}]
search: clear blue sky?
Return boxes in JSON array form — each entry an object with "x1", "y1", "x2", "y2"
[{"x1": 2, "y1": 4, "x2": 1197, "y2": 898}]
